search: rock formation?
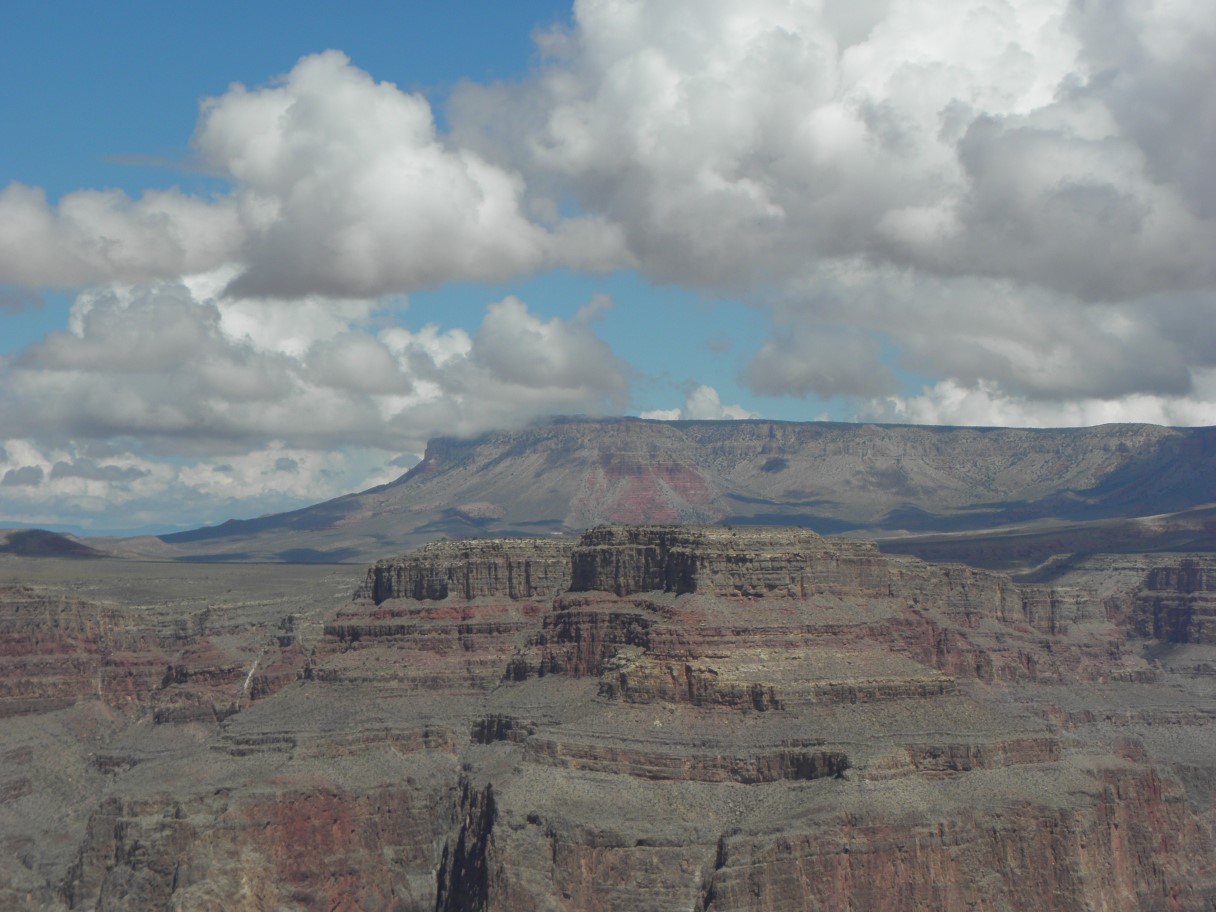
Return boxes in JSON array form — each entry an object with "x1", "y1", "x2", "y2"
[
  {"x1": 146, "y1": 417, "x2": 1216, "y2": 564},
  {"x1": 1134, "y1": 557, "x2": 1216, "y2": 643},
  {"x1": 2, "y1": 527, "x2": 1215, "y2": 910},
  {"x1": 357, "y1": 537, "x2": 574, "y2": 603}
]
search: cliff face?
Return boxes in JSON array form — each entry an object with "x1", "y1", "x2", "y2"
[
  {"x1": 568, "y1": 525, "x2": 888, "y2": 598},
  {"x1": 4, "y1": 530, "x2": 1216, "y2": 911},
  {"x1": 1135, "y1": 557, "x2": 1216, "y2": 643},
  {"x1": 149, "y1": 418, "x2": 1216, "y2": 563},
  {"x1": 357, "y1": 537, "x2": 574, "y2": 603}
]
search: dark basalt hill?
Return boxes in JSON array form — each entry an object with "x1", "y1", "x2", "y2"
[
  {"x1": 0, "y1": 528, "x2": 104, "y2": 559},
  {"x1": 141, "y1": 417, "x2": 1216, "y2": 565}
]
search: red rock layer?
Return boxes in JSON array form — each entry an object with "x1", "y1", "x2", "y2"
[{"x1": 0, "y1": 586, "x2": 305, "y2": 722}]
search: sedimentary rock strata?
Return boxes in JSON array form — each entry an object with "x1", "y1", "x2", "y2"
[
  {"x1": 357, "y1": 537, "x2": 574, "y2": 603},
  {"x1": 149, "y1": 417, "x2": 1216, "y2": 564},
  {"x1": 2, "y1": 529, "x2": 1215, "y2": 910},
  {"x1": 1133, "y1": 557, "x2": 1216, "y2": 643},
  {"x1": 568, "y1": 525, "x2": 887, "y2": 598},
  {"x1": 0, "y1": 586, "x2": 306, "y2": 722}
]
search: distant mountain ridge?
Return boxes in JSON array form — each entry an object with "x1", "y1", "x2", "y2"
[{"x1": 145, "y1": 417, "x2": 1216, "y2": 564}]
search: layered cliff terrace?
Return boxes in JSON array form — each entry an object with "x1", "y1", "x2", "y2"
[{"x1": 6, "y1": 528, "x2": 1216, "y2": 909}]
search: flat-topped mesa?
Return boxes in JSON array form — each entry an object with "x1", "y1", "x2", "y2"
[
  {"x1": 355, "y1": 526, "x2": 1105, "y2": 639},
  {"x1": 356, "y1": 537, "x2": 574, "y2": 603},
  {"x1": 569, "y1": 525, "x2": 888, "y2": 598}
]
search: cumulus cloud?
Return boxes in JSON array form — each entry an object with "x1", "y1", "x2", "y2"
[
  {"x1": 9, "y1": 8, "x2": 1216, "y2": 416},
  {"x1": 456, "y1": 0, "x2": 1216, "y2": 297},
  {"x1": 0, "y1": 436, "x2": 398, "y2": 532},
  {"x1": 200, "y1": 51, "x2": 553, "y2": 297},
  {"x1": 472, "y1": 296, "x2": 625, "y2": 396},
  {"x1": 742, "y1": 264, "x2": 1202, "y2": 402},
  {"x1": 2, "y1": 465, "x2": 44, "y2": 488},
  {"x1": 683, "y1": 385, "x2": 755, "y2": 420},
  {"x1": 0, "y1": 182, "x2": 242, "y2": 288},
  {"x1": 867, "y1": 372, "x2": 1216, "y2": 429},
  {"x1": 0, "y1": 280, "x2": 629, "y2": 455},
  {"x1": 641, "y1": 384, "x2": 755, "y2": 421},
  {"x1": 451, "y1": 0, "x2": 1216, "y2": 407},
  {"x1": 0, "y1": 52, "x2": 624, "y2": 296},
  {"x1": 744, "y1": 320, "x2": 897, "y2": 399},
  {"x1": 0, "y1": 276, "x2": 629, "y2": 531},
  {"x1": 50, "y1": 459, "x2": 148, "y2": 483}
]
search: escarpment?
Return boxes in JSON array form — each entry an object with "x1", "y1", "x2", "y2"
[
  {"x1": 1131, "y1": 557, "x2": 1216, "y2": 643},
  {"x1": 150, "y1": 418, "x2": 1216, "y2": 565},
  {"x1": 567, "y1": 525, "x2": 888, "y2": 597},
  {"x1": 356, "y1": 536, "x2": 574, "y2": 603},
  {"x1": 5, "y1": 529, "x2": 1216, "y2": 910}
]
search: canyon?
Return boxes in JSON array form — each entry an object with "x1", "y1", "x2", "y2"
[{"x1": 2, "y1": 524, "x2": 1214, "y2": 910}]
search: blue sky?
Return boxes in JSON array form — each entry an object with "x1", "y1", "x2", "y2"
[{"x1": 2, "y1": 0, "x2": 1215, "y2": 534}]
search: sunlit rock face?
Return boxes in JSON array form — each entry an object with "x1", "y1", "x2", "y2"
[
  {"x1": 152, "y1": 418, "x2": 1216, "y2": 567},
  {"x1": 3, "y1": 528, "x2": 1215, "y2": 910}
]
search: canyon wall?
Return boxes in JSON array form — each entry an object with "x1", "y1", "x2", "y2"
[
  {"x1": 357, "y1": 537, "x2": 574, "y2": 603},
  {"x1": 4, "y1": 528, "x2": 1215, "y2": 910}
]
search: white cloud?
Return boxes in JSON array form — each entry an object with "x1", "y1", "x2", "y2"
[
  {"x1": 640, "y1": 384, "x2": 755, "y2": 421},
  {"x1": 472, "y1": 295, "x2": 626, "y2": 396},
  {"x1": 684, "y1": 384, "x2": 755, "y2": 420},
  {"x1": 0, "y1": 183, "x2": 242, "y2": 288},
  {"x1": 0, "y1": 436, "x2": 394, "y2": 532},
  {"x1": 743, "y1": 264, "x2": 1200, "y2": 402},
  {"x1": 0, "y1": 52, "x2": 626, "y2": 296},
  {"x1": 0, "y1": 278, "x2": 630, "y2": 530},
  {"x1": 0, "y1": 280, "x2": 629, "y2": 460},
  {"x1": 639, "y1": 408, "x2": 682, "y2": 421},
  {"x1": 744, "y1": 319, "x2": 897, "y2": 399},
  {"x1": 451, "y1": 0, "x2": 1216, "y2": 406},
  {"x1": 454, "y1": 0, "x2": 1092, "y2": 287},
  {"x1": 867, "y1": 372, "x2": 1216, "y2": 429},
  {"x1": 199, "y1": 51, "x2": 555, "y2": 297}
]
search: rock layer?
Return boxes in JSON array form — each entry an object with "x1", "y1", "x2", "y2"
[
  {"x1": 148, "y1": 417, "x2": 1216, "y2": 563},
  {"x1": 357, "y1": 537, "x2": 574, "y2": 603},
  {"x1": 569, "y1": 525, "x2": 887, "y2": 598},
  {"x1": 3, "y1": 531, "x2": 1215, "y2": 910},
  {"x1": 1135, "y1": 557, "x2": 1216, "y2": 643}
]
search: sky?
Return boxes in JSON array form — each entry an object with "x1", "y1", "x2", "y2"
[{"x1": 2, "y1": 0, "x2": 1215, "y2": 535}]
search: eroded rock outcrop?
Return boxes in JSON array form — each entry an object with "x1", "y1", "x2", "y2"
[
  {"x1": 1132, "y1": 557, "x2": 1216, "y2": 643},
  {"x1": 569, "y1": 525, "x2": 888, "y2": 598},
  {"x1": 0, "y1": 586, "x2": 305, "y2": 722},
  {"x1": 357, "y1": 537, "x2": 574, "y2": 603},
  {"x1": 7, "y1": 529, "x2": 1216, "y2": 910}
]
